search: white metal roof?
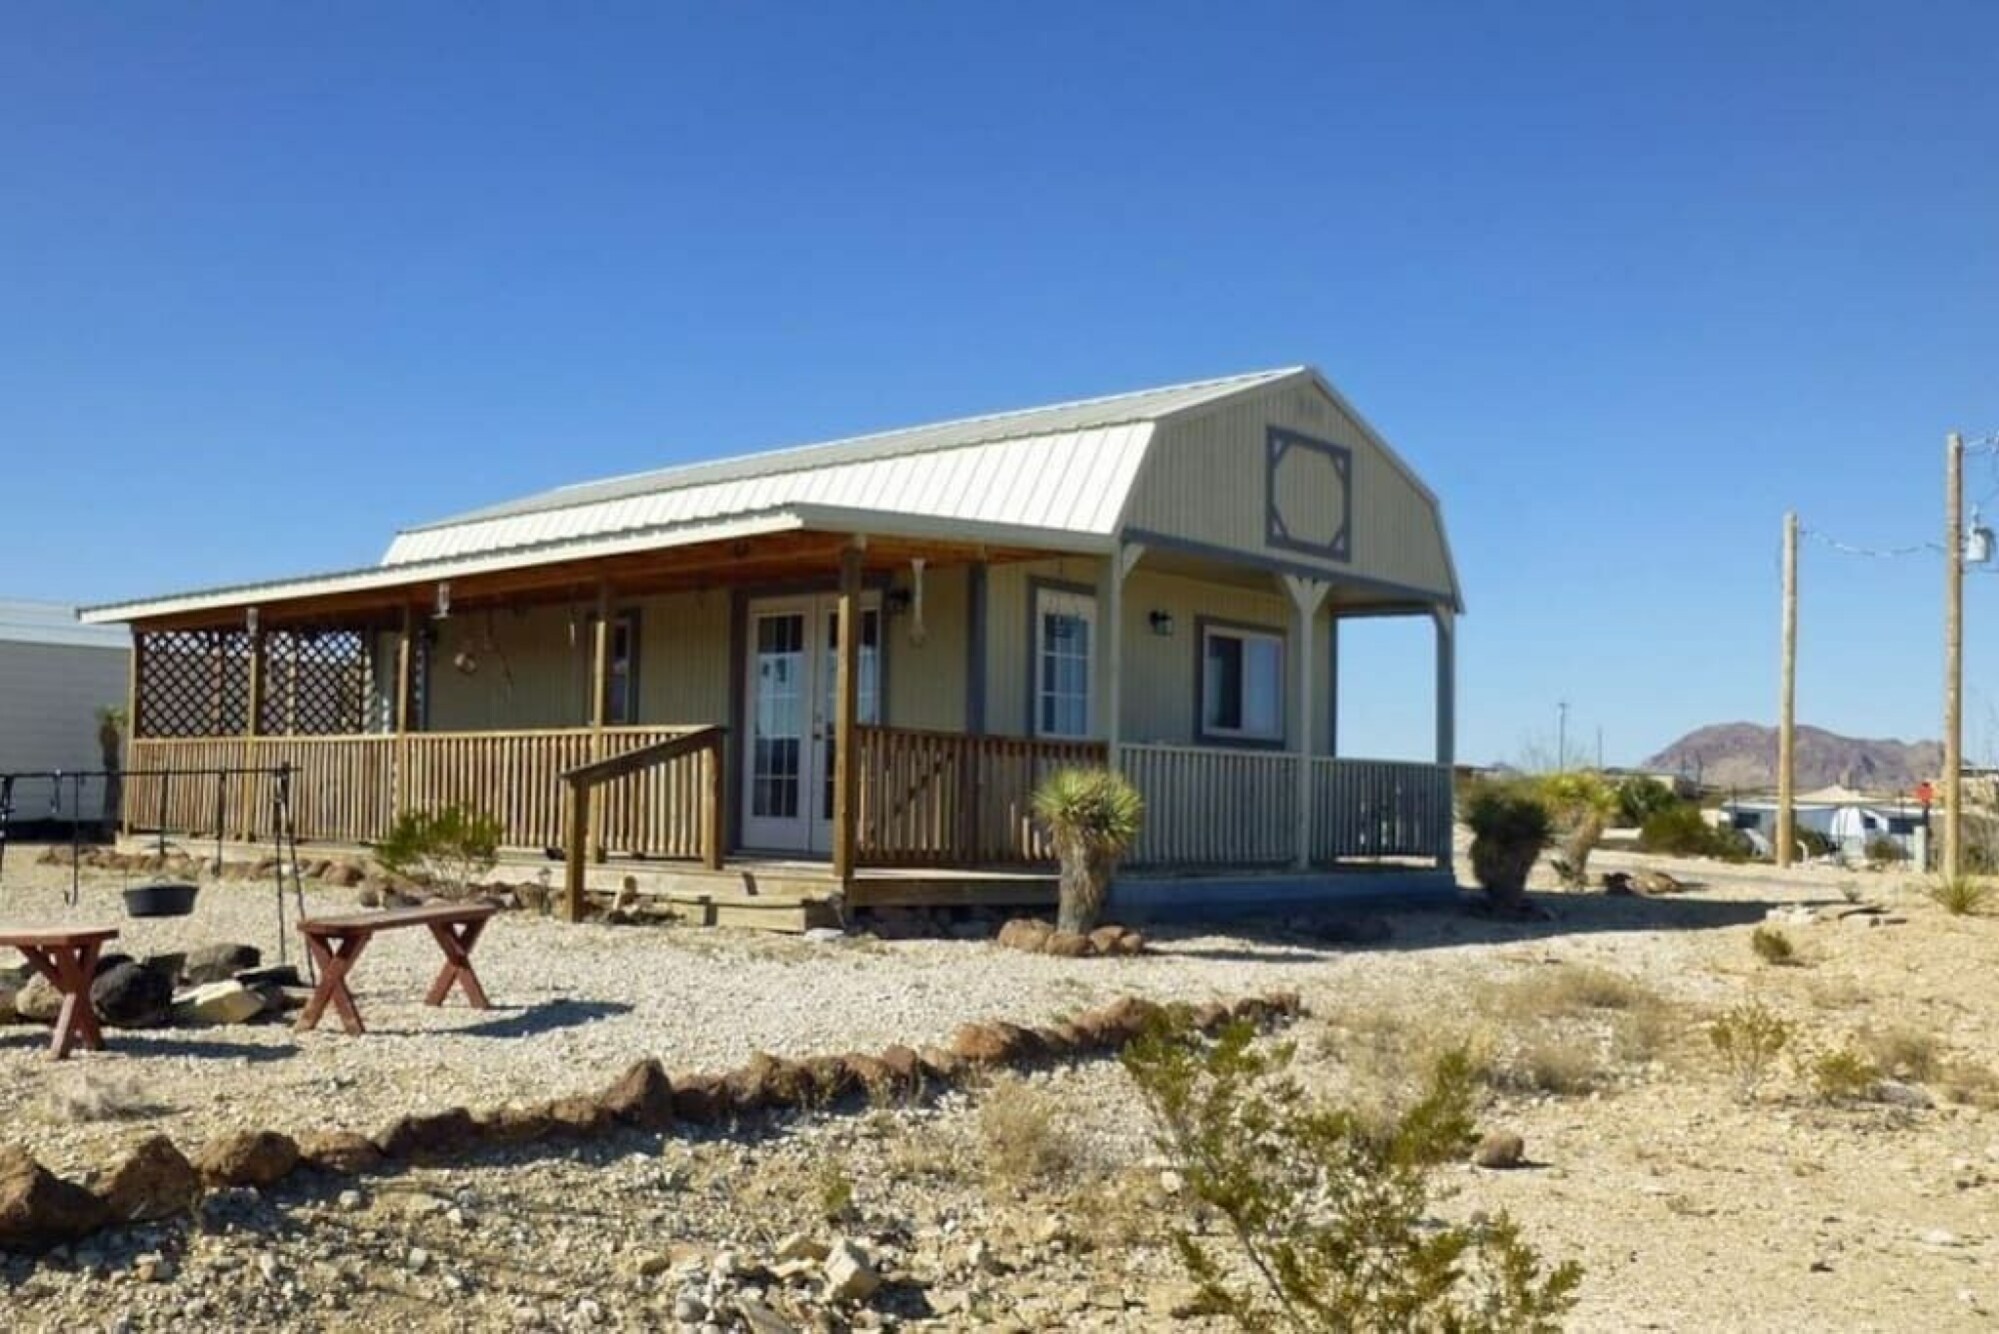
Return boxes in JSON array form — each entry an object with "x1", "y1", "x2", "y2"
[
  {"x1": 0, "y1": 599, "x2": 132, "y2": 649},
  {"x1": 78, "y1": 366, "x2": 1314, "y2": 624},
  {"x1": 407, "y1": 367, "x2": 1300, "y2": 538}
]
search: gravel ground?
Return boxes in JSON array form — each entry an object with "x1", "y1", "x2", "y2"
[{"x1": 3, "y1": 843, "x2": 1998, "y2": 1331}]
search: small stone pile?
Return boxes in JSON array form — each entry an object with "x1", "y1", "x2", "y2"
[
  {"x1": 0, "y1": 942, "x2": 304, "y2": 1031},
  {"x1": 0, "y1": 989, "x2": 1302, "y2": 1255},
  {"x1": 994, "y1": 917, "x2": 1147, "y2": 959}
]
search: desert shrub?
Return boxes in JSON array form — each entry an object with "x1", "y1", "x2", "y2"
[
  {"x1": 1806, "y1": 1047, "x2": 1881, "y2": 1104},
  {"x1": 1125, "y1": 1020, "x2": 1581, "y2": 1332},
  {"x1": 1865, "y1": 835, "x2": 1908, "y2": 869},
  {"x1": 1709, "y1": 1001, "x2": 1792, "y2": 1103},
  {"x1": 374, "y1": 804, "x2": 503, "y2": 895},
  {"x1": 1502, "y1": 1036, "x2": 1602, "y2": 1097},
  {"x1": 1791, "y1": 826, "x2": 1835, "y2": 859},
  {"x1": 1613, "y1": 776, "x2": 1679, "y2": 829},
  {"x1": 1750, "y1": 926, "x2": 1797, "y2": 966},
  {"x1": 1638, "y1": 805, "x2": 1751, "y2": 861},
  {"x1": 815, "y1": 1161, "x2": 856, "y2": 1222},
  {"x1": 1490, "y1": 963, "x2": 1655, "y2": 1020},
  {"x1": 977, "y1": 1075, "x2": 1074, "y2": 1187},
  {"x1": 1464, "y1": 779, "x2": 1552, "y2": 912},
  {"x1": 1032, "y1": 768, "x2": 1143, "y2": 935},
  {"x1": 1858, "y1": 1025, "x2": 1942, "y2": 1083},
  {"x1": 1941, "y1": 1059, "x2": 1999, "y2": 1109},
  {"x1": 1926, "y1": 874, "x2": 1992, "y2": 916}
]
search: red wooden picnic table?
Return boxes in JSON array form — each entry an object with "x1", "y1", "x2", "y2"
[
  {"x1": 295, "y1": 903, "x2": 499, "y2": 1036},
  {"x1": 0, "y1": 924, "x2": 120, "y2": 1059}
]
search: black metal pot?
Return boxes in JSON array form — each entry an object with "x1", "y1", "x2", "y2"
[{"x1": 123, "y1": 881, "x2": 199, "y2": 918}]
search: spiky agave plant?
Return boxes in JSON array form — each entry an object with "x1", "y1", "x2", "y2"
[{"x1": 1031, "y1": 767, "x2": 1144, "y2": 935}]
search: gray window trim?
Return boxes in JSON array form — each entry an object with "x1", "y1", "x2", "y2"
[{"x1": 1194, "y1": 614, "x2": 1289, "y2": 750}]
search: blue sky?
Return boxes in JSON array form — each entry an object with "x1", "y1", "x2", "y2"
[{"x1": 3, "y1": 3, "x2": 1996, "y2": 766}]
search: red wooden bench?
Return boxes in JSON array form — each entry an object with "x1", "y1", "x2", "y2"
[
  {"x1": 296, "y1": 903, "x2": 499, "y2": 1036},
  {"x1": 0, "y1": 925, "x2": 120, "y2": 1059}
]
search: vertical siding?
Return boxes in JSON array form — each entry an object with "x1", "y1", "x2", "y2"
[
  {"x1": 425, "y1": 606, "x2": 591, "y2": 731},
  {"x1": 983, "y1": 555, "x2": 1107, "y2": 737},
  {"x1": 0, "y1": 640, "x2": 130, "y2": 818},
  {"x1": 1126, "y1": 381, "x2": 1456, "y2": 601},
  {"x1": 1118, "y1": 568, "x2": 1314, "y2": 749},
  {"x1": 637, "y1": 590, "x2": 732, "y2": 725},
  {"x1": 884, "y1": 564, "x2": 968, "y2": 731}
]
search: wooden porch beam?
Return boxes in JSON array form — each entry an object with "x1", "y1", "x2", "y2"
[
  {"x1": 1283, "y1": 575, "x2": 1332, "y2": 870},
  {"x1": 393, "y1": 605, "x2": 414, "y2": 818},
  {"x1": 831, "y1": 539, "x2": 864, "y2": 888},
  {"x1": 588, "y1": 579, "x2": 611, "y2": 864}
]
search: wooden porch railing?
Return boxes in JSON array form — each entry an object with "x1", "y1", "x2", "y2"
[
  {"x1": 126, "y1": 726, "x2": 721, "y2": 859},
  {"x1": 1311, "y1": 756, "x2": 1455, "y2": 863},
  {"x1": 854, "y1": 725, "x2": 1108, "y2": 866},
  {"x1": 560, "y1": 726, "x2": 725, "y2": 920},
  {"x1": 1118, "y1": 743, "x2": 1298, "y2": 868}
]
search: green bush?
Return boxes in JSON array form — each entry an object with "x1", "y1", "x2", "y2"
[
  {"x1": 1927, "y1": 875, "x2": 1992, "y2": 916},
  {"x1": 1749, "y1": 925, "x2": 1797, "y2": 966},
  {"x1": 374, "y1": 804, "x2": 503, "y2": 896},
  {"x1": 1539, "y1": 771, "x2": 1615, "y2": 890},
  {"x1": 1791, "y1": 826, "x2": 1835, "y2": 859},
  {"x1": 1613, "y1": 776, "x2": 1679, "y2": 828},
  {"x1": 1463, "y1": 779, "x2": 1552, "y2": 912},
  {"x1": 1710, "y1": 1001, "x2": 1793, "y2": 1103},
  {"x1": 1638, "y1": 804, "x2": 1751, "y2": 861},
  {"x1": 1807, "y1": 1047, "x2": 1880, "y2": 1105},
  {"x1": 1124, "y1": 1019, "x2": 1581, "y2": 1333}
]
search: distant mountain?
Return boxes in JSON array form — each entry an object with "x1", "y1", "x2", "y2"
[{"x1": 1642, "y1": 723, "x2": 1942, "y2": 793}]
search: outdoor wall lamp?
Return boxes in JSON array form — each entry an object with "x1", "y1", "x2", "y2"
[{"x1": 1148, "y1": 610, "x2": 1176, "y2": 636}]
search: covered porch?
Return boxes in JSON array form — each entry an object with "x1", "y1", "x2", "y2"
[{"x1": 102, "y1": 520, "x2": 1456, "y2": 919}]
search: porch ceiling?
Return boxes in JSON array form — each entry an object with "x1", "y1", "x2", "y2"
[
  {"x1": 100, "y1": 526, "x2": 1064, "y2": 632},
  {"x1": 1132, "y1": 544, "x2": 1441, "y2": 615}
]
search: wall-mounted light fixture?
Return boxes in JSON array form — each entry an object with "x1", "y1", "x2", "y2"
[{"x1": 1148, "y1": 610, "x2": 1176, "y2": 637}]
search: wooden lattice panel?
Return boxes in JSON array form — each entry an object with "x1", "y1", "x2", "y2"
[
  {"x1": 136, "y1": 631, "x2": 252, "y2": 738},
  {"x1": 260, "y1": 629, "x2": 376, "y2": 736}
]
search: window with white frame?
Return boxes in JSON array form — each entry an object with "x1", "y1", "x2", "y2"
[
  {"x1": 1033, "y1": 586, "x2": 1096, "y2": 738},
  {"x1": 1200, "y1": 623, "x2": 1284, "y2": 742}
]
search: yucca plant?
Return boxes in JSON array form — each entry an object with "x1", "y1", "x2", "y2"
[{"x1": 1032, "y1": 767, "x2": 1144, "y2": 934}]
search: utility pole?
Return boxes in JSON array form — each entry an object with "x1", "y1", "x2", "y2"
[
  {"x1": 1944, "y1": 432, "x2": 1965, "y2": 879},
  {"x1": 1777, "y1": 510, "x2": 1798, "y2": 868},
  {"x1": 1556, "y1": 700, "x2": 1569, "y2": 772},
  {"x1": 1596, "y1": 725, "x2": 1603, "y2": 771}
]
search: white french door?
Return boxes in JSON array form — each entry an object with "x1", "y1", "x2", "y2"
[{"x1": 741, "y1": 593, "x2": 880, "y2": 855}]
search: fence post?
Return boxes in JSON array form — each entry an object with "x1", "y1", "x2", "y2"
[{"x1": 563, "y1": 779, "x2": 589, "y2": 922}]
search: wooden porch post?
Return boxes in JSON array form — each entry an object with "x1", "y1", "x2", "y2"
[
  {"x1": 831, "y1": 539, "x2": 864, "y2": 888},
  {"x1": 120, "y1": 630, "x2": 145, "y2": 839},
  {"x1": 393, "y1": 605, "x2": 414, "y2": 818},
  {"x1": 240, "y1": 613, "x2": 264, "y2": 838},
  {"x1": 1283, "y1": 576, "x2": 1331, "y2": 870},
  {"x1": 1101, "y1": 542, "x2": 1144, "y2": 763},
  {"x1": 588, "y1": 579, "x2": 611, "y2": 864},
  {"x1": 1434, "y1": 605, "x2": 1457, "y2": 871}
]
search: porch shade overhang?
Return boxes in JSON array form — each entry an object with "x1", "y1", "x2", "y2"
[{"x1": 76, "y1": 506, "x2": 1113, "y2": 628}]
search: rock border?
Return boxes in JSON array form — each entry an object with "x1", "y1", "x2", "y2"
[{"x1": 0, "y1": 989, "x2": 1301, "y2": 1254}]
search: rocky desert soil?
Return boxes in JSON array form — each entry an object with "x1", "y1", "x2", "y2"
[{"x1": 1, "y1": 842, "x2": 1996, "y2": 1332}]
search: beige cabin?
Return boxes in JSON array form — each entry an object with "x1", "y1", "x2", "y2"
[{"x1": 81, "y1": 367, "x2": 1462, "y2": 920}]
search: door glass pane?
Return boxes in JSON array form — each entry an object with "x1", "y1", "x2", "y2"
[
  {"x1": 1037, "y1": 598, "x2": 1092, "y2": 737},
  {"x1": 751, "y1": 613, "x2": 805, "y2": 819}
]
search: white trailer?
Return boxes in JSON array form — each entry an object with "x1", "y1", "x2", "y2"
[{"x1": 0, "y1": 600, "x2": 131, "y2": 827}]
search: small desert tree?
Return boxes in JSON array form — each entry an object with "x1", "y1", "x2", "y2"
[
  {"x1": 1124, "y1": 1018, "x2": 1582, "y2": 1332},
  {"x1": 95, "y1": 705, "x2": 127, "y2": 839},
  {"x1": 374, "y1": 804, "x2": 503, "y2": 898},
  {"x1": 1540, "y1": 771, "x2": 1615, "y2": 890},
  {"x1": 1032, "y1": 767, "x2": 1144, "y2": 935}
]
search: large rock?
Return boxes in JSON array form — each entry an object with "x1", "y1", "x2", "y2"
[
  {"x1": 546, "y1": 1096, "x2": 610, "y2": 1136},
  {"x1": 1472, "y1": 1131, "x2": 1526, "y2": 1170},
  {"x1": 476, "y1": 1103, "x2": 555, "y2": 1146},
  {"x1": 996, "y1": 918, "x2": 1054, "y2": 953},
  {"x1": 670, "y1": 1073, "x2": 731, "y2": 1124},
  {"x1": 92, "y1": 961, "x2": 174, "y2": 1030},
  {"x1": 181, "y1": 943, "x2": 262, "y2": 986},
  {"x1": 0, "y1": 1147, "x2": 108, "y2": 1250},
  {"x1": 14, "y1": 974, "x2": 61, "y2": 1025},
  {"x1": 172, "y1": 980, "x2": 264, "y2": 1026},
  {"x1": 296, "y1": 1130, "x2": 383, "y2": 1175},
  {"x1": 949, "y1": 1022, "x2": 1026, "y2": 1066},
  {"x1": 375, "y1": 1108, "x2": 476, "y2": 1161},
  {"x1": 823, "y1": 1238, "x2": 881, "y2": 1303},
  {"x1": 95, "y1": 1135, "x2": 200, "y2": 1222},
  {"x1": 1042, "y1": 931, "x2": 1091, "y2": 958},
  {"x1": 598, "y1": 1059, "x2": 674, "y2": 1130},
  {"x1": 194, "y1": 1130, "x2": 298, "y2": 1189}
]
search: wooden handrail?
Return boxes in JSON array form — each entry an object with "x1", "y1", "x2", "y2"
[{"x1": 561, "y1": 726, "x2": 726, "y2": 920}]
